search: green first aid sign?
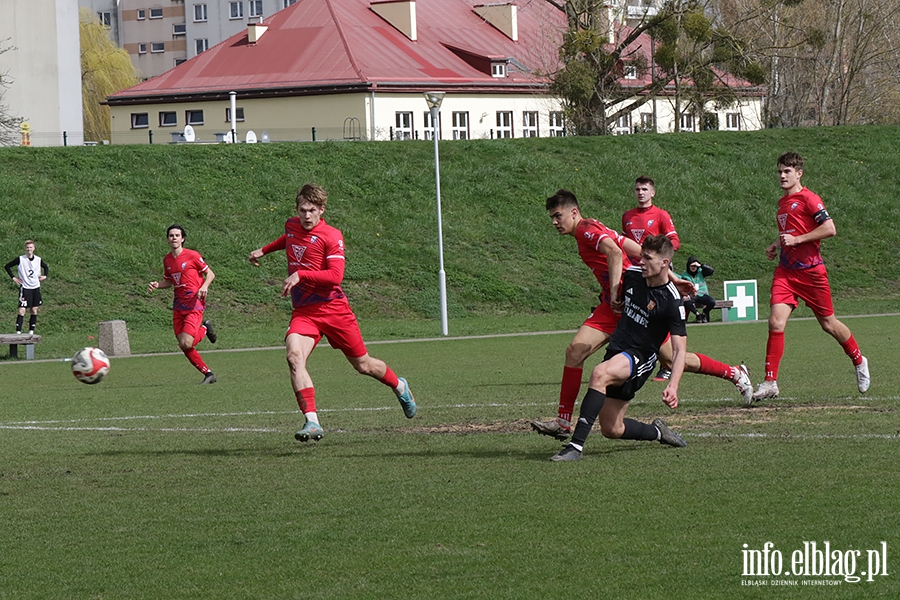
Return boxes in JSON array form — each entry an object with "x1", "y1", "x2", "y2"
[{"x1": 723, "y1": 280, "x2": 758, "y2": 322}]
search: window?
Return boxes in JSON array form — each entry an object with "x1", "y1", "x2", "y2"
[
  {"x1": 138, "y1": 43, "x2": 147, "y2": 54},
  {"x1": 395, "y1": 112, "x2": 413, "y2": 140},
  {"x1": 174, "y1": 58, "x2": 186, "y2": 66},
  {"x1": 640, "y1": 112, "x2": 654, "y2": 131},
  {"x1": 725, "y1": 113, "x2": 741, "y2": 130},
  {"x1": 131, "y1": 113, "x2": 149, "y2": 129},
  {"x1": 423, "y1": 111, "x2": 440, "y2": 140},
  {"x1": 225, "y1": 107, "x2": 245, "y2": 122},
  {"x1": 522, "y1": 112, "x2": 538, "y2": 137},
  {"x1": 623, "y1": 65, "x2": 637, "y2": 79},
  {"x1": 98, "y1": 11, "x2": 112, "y2": 27},
  {"x1": 549, "y1": 112, "x2": 565, "y2": 137},
  {"x1": 230, "y1": 1, "x2": 244, "y2": 19},
  {"x1": 149, "y1": 8, "x2": 164, "y2": 19},
  {"x1": 186, "y1": 110, "x2": 204, "y2": 125},
  {"x1": 249, "y1": 0, "x2": 263, "y2": 17},
  {"x1": 151, "y1": 42, "x2": 165, "y2": 53},
  {"x1": 195, "y1": 38, "x2": 209, "y2": 54},
  {"x1": 679, "y1": 113, "x2": 694, "y2": 131},
  {"x1": 137, "y1": 9, "x2": 146, "y2": 20},
  {"x1": 193, "y1": 4, "x2": 208, "y2": 22},
  {"x1": 701, "y1": 112, "x2": 719, "y2": 131},
  {"x1": 284, "y1": 0, "x2": 297, "y2": 6},
  {"x1": 491, "y1": 62, "x2": 507, "y2": 78},
  {"x1": 173, "y1": 23, "x2": 186, "y2": 35},
  {"x1": 615, "y1": 113, "x2": 632, "y2": 134},
  {"x1": 159, "y1": 112, "x2": 177, "y2": 127},
  {"x1": 451, "y1": 112, "x2": 469, "y2": 140},
  {"x1": 496, "y1": 111, "x2": 513, "y2": 138}
]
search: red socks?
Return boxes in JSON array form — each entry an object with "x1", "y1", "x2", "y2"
[
  {"x1": 295, "y1": 387, "x2": 316, "y2": 413},
  {"x1": 840, "y1": 335, "x2": 863, "y2": 366},
  {"x1": 558, "y1": 366, "x2": 583, "y2": 423},
  {"x1": 695, "y1": 354, "x2": 735, "y2": 381},
  {"x1": 764, "y1": 331, "x2": 785, "y2": 381}
]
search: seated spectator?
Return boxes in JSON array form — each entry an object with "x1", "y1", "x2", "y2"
[{"x1": 681, "y1": 256, "x2": 716, "y2": 323}]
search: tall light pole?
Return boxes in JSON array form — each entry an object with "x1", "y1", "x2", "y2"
[{"x1": 424, "y1": 91, "x2": 448, "y2": 336}]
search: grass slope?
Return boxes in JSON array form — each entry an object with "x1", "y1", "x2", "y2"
[{"x1": 1, "y1": 126, "x2": 899, "y2": 358}]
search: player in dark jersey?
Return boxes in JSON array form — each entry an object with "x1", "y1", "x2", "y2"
[
  {"x1": 751, "y1": 152, "x2": 869, "y2": 401},
  {"x1": 148, "y1": 224, "x2": 218, "y2": 384},
  {"x1": 5, "y1": 240, "x2": 48, "y2": 335},
  {"x1": 248, "y1": 184, "x2": 416, "y2": 443},
  {"x1": 622, "y1": 175, "x2": 680, "y2": 382},
  {"x1": 552, "y1": 235, "x2": 689, "y2": 461}
]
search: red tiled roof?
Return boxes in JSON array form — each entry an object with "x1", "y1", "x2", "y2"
[{"x1": 108, "y1": 0, "x2": 567, "y2": 103}]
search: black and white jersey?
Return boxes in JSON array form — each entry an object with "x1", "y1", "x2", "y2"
[
  {"x1": 608, "y1": 266, "x2": 686, "y2": 355},
  {"x1": 5, "y1": 255, "x2": 48, "y2": 290}
]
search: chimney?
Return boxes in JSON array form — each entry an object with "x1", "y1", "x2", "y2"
[
  {"x1": 473, "y1": 3, "x2": 518, "y2": 42},
  {"x1": 370, "y1": 0, "x2": 417, "y2": 41},
  {"x1": 248, "y1": 22, "x2": 268, "y2": 44}
]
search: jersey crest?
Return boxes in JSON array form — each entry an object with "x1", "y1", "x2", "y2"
[
  {"x1": 631, "y1": 229, "x2": 645, "y2": 243},
  {"x1": 647, "y1": 300, "x2": 656, "y2": 311},
  {"x1": 777, "y1": 214, "x2": 788, "y2": 230},
  {"x1": 171, "y1": 272, "x2": 182, "y2": 285},
  {"x1": 292, "y1": 245, "x2": 306, "y2": 262}
]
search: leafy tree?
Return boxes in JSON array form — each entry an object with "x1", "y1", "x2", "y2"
[
  {"x1": 546, "y1": 0, "x2": 765, "y2": 135},
  {"x1": 0, "y1": 40, "x2": 24, "y2": 147},
  {"x1": 80, "y1": 8, "x2": 138, "y2": 142}
]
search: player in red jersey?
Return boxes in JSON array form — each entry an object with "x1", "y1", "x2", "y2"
[
  {"x1": 621, "y1": 176, "x2": 680, "y2": 250},
  {"x1": 148, "y1": 224, "x2": 218, "y2": 384},
  {"x1": 531, "y1": 190, "x2": 753, "y2": 441},
  {"x1": 752, "y1": 152, "x2": 869, "y2": 401},
  {"x1": 622, "y1": 175, "x2": 681, "y2": 381},
  {"x1": 248, "y1": 184, "x2": 416, "y2": 443}
]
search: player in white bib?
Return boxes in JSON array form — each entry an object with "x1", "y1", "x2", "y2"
[{"x1": 5, "y1": 240, "x2": 48, "y2": 335}]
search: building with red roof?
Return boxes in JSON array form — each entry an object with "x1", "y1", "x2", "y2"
[{"x1": 106, "y1": 0, "x2": 762, "y2": 144}]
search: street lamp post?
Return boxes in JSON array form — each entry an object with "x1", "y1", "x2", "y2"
[{"x1": 424, "y1": 91, "x2": 448, "y2": 336}]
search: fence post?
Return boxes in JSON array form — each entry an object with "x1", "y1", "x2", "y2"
[
  {"x1": 63, "y1": 131, "x2": 67, "y2": 146},
  {"x1": 149, "y1": 130, "x2": 154, "y2": 144},
  {"x1": 311, "y1": 127, "x2": 316, "y2": 142}
]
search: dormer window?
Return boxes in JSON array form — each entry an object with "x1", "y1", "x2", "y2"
[
  {"x1": 624, "y1": 65, "x2": 638, "y2": 79},
  {"x1": 491, "y1": 61, "x2": 507, "y2": 78}
]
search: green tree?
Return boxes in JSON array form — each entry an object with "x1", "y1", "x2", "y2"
[
  {"x1": 547, "y1": 0, "x2": 765, "y2": 135},
  {"x1": 80, "y1": 7, "x2": 138, "y2": 142}
]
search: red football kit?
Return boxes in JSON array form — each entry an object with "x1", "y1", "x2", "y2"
[
  {"x1": 770, "y1": 187, "x2": 835, "y2": 316},
  {"x1": 575, "y1": 218, "x2": 631, "y2": 334},
  {"x1": 762, "y1": 185, "x2": 862, "y2": 382},
  {"x1": 164, "y1": 248, "x2": 208, "y2": 311},
  {"x1": 262, "y1": 217, "x2": 367, "y2": 358},
  {"x1": 162, "y1": 247, "x2": 211, "y2": 374},
  {"x1": 622, "y1": 205, "x2": 681, "y2": 250}
]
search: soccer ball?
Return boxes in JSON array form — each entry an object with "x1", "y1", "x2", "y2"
[{"x1": 71, "y1": 347, "x2": 110, "y2": 384}]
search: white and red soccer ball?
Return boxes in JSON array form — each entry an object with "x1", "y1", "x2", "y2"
[{"x1": 71, "y1": 347, "x2": 110, "y2": 384}]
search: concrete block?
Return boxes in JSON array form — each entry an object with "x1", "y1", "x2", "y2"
[{"x1": 99, "y1": 320, "x2": 131, "y2": 357}]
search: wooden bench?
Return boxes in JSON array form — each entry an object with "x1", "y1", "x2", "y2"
[
  {"x1": 0, "y1": 333, "x2": 43, "y2": 359},
  {"x1": 714, "y1": 300, "x2": 734, "y2": 322}
]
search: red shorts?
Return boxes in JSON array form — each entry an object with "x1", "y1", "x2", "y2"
[
  {"x1": 287, "y1": 299, "x2": 368, "y2": 358},
  {"x1": 173, "y1": 310, "x2": 204, "y2": 338},
  {"x1": 583, "y1": 302, "x2": 621, "y2": 335},
  {"x1": 770, "y1": 264, "x2": 835, "y2": 317}
]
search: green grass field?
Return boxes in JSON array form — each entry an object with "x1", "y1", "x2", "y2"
[{"x1": 1, "y1": 315, "x2": 897, "y2": 598}]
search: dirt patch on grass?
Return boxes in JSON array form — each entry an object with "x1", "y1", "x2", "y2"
[{"x1": 409, "y1": 419, "x2": 536, "y2": 435}]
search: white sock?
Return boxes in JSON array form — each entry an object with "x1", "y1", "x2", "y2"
[{"x1": 304, "y1": 411, "x2": 319, "y2": 425}]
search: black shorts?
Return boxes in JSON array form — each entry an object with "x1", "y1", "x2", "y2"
[
  {"x1": 602, "y1": 346, "x2": 658, "y2": 402},
  {"x1": 19, "y1": 287, "x2": 42, "y2": 309}
]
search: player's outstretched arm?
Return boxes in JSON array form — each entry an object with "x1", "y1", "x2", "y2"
[{"x1": 148, "y1": 279, "x2": 173, "y2": 293}]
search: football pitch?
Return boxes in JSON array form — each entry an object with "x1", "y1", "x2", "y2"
[{"x1": 1, "y1": 315, "x2": 897, "y2": 599}]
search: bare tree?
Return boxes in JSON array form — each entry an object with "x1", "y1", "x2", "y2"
[
  {"x1": 715, "y1": 0, "x2": 900, "y2": 127},
  {"x1": 0, "y1": 40, "x2": 24, "y2": 147}
]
